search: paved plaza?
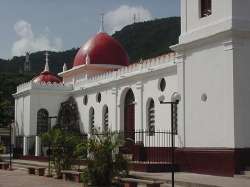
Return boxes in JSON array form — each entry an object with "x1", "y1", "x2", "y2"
[
  {"x1": 2, "y1": 167, "x2": 250, "y2": 187},
  {"x1": 0, "y1": 169, "x2": 82, "y2": 187}
]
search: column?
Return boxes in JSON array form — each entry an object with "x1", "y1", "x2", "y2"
[
  {"x1": 176, "y1": 53, "x2": 186, "y2": 147},
  {"x1": 35, "y1": 136, "x2": 41, "y2": 156},
  {"x1": 23, "y1": 136, "x2": 28, "y2": 156},
  {"x1": 135, "y1": 82, "x2": 144, "y2": 144},
  {"x1": 112, "y1": 87, "x2": 118, "y2": 131}
]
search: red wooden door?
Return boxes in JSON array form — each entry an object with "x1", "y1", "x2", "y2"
[
  {"x1": 124, "y1": 103, "x2": 135, "y2": 154},
  {"x1": 125, "y1": 103, "x2": 135, "y2": 140}
]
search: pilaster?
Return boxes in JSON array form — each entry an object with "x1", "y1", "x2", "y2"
[
  {"x1": 23, "y1": 136, "x2": 28, "y2": 156},
  {"x1": 135, "y1": 82, "x2": 144, "y2": 131},
  {"x1": 35, "y1": 136, "x2": 41, "y2": 157},
  {"x1": 176, "y1": 53, "x2": 185, "y2": 147}
]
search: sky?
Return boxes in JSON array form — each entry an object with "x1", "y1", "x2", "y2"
[{"x1": 0, "y1": 0, "x2": 180, "y2": 59}]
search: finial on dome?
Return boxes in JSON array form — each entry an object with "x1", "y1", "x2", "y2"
[
  {"x1": 44, "y1": 51, "x2": 49, "y2": 71},
  {"x1": 99, "y1": 13, "x2": 105, "y2": 33},
  {"x1": 63, "y1": 63, "x2": 67, "y2": 72},
  {"x1": 86, "y1": 54, "x2": 91, "y2": 65}
]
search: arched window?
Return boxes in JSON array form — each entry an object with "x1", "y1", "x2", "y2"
[
  {"x1": 103, "y1": 105, "x2": 109, "y2": 132},
  {"x1": 89, "y1": 107, "x2": 95, "y2": 134},
  {"x1": 147, "y1": 99, "x2": 155, "y2": 136},
  {"x1": 124, "y1": 88, "x2": 135, "y2": 143},
  {"x1": 200, "y1": 0, "x2": 212, "y2": 18},
  {"x1": 37, "y1": 109, "x2": 49, "y2": 135}
]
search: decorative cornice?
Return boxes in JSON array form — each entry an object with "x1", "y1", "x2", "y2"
[
  {"x1": 223, "y1": 40, "x2": 233, "y2": 51},
  {"x1": 15, "y1": 81, "x2": 73, "y2": 96},
  {"x1": 175, "y1": 54, "x2": 186, "y2": 64},
  {"x1": 136, "y1": 82, "x2": 143, "y2": 90},
  {"x1": 223, "y1": 39, "x2": 244, "y2": 51},
  {"x1": 74, "y1": 53, "x2": 176, "y2": 90},
  {"x1": 111, "y1": 87, "x2": 117, "y2": 95}
]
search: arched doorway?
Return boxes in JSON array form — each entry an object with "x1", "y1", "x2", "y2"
[
  {"x1": 57, "y1": 97, "x2": 80, "y2": 133},
  {"x1": 124, "y1": 89, "x2": 135, "y2": 146}
]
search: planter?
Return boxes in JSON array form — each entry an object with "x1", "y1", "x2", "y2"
[
  {"x1": 38, "y1": 168, "x2": 45, "y2": 176},
  {"x1": 28, "y1": 168, "x2": 36, "y2": 175}
]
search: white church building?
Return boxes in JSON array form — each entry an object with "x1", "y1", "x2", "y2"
[{"x1": 13, "y1": 0, "x2": 250, "y2": 176}]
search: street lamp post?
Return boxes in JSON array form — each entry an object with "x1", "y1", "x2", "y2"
[
  {"x1": 9, "y1": 121, "x2": 15, "y2": 171},
  {"x1": 9, "y1": 122, "x2": 12, "y2": 170},
  {"x1": 159, "y1": 94, "x2": 180, "y2": 187}
]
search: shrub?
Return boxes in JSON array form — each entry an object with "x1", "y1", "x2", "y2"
[
  {"x1": 42, "y1": 128, "x2": 81, "y2": 177},
  {"x1": 82, "y1": 129, "x2": 128, "y2": 186}
]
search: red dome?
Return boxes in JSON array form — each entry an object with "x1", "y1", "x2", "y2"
[
  {"x1": 33, "y1": 71, "x2": 62, "y2": 84},
  {"x1": 73, "y1": 32, "x2": 129, "y2": 67}
]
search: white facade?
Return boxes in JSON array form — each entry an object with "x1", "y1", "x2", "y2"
[
  {"x1": 173, "y1": 0, "x2": 250, "y2": 149},
  {"x1": 14, "y1": 53, "x2": 179, "y2": 146},
  {"x1": 13, "y1": 0, "x2": 250, "y2": 159}
]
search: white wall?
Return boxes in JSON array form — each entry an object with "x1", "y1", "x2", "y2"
[
  {"x1": 15, "y1": 95, "x2": 31, "y2": 136},
  {"x1": 75, "y1": 87, "x2": 116, "y2": 134},
  {"x1": 29, "y1": 91, "x2": 69, "y2": 135},
  {"x1": 74, "y1": 64, "x2": 178, "y2": 146},
  {"x1": 183, "y1": 38, "x2": 235, "y2": 148}
]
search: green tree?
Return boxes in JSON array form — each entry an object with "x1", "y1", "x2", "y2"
[{"x1": 82, "y1": 129, "x2": 128, "y2": 186}]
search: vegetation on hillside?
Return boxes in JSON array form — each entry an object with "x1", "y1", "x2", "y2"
[
  {"x1": 0, "y1": 73, "x2": 34, "y2": 126},
  {"x1": 113, "y1": 17, "x2": 180, "y2": 62}
]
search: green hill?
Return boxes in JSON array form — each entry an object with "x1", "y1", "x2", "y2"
[
  {"x1": 113, "y1": 17, "x2": 180, "y2": 62},
  {"x1": 0, "y1": 17, "x2": 180, "y2": 125},
  {"x1": 0, "y1": 17, "x2": 180, "y2": 74}
]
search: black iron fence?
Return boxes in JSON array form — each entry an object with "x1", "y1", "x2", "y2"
[
  {"x1": 91, "y1": 130, "x2": 175, "y2": 164},
  {"x1": 13, "y1": 130, "x2": 175, "y2": 164}
]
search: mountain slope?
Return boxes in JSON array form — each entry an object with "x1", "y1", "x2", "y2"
[
  {"x1": 113, "y1": 17, "x2": 180, "y2": 62},
  {"x1": 0, "y1": 17, "x2": 180, "y2": 74}
]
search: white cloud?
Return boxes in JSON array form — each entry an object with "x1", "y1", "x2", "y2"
[
  {"x1": 12, "y1": 20, "x2": 63, "y2": 57},
  {"x1": 105, "y1": 5, "x2": 153, "y2": 34}
]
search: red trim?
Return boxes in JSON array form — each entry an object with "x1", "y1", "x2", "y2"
[
  {"x1": 175, "y1": 148, "x2": 250, "y2": 176},
  {"x1": 19, "y1": 155, "x2": 48, "y2": 162}
]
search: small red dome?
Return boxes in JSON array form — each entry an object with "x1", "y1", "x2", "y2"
[
  {"x1": 73, "y1": 32, "x2": 129, "y2": 67},
  {"x1": 33, "y1": 71, "x2": 62, "y2": 84}
]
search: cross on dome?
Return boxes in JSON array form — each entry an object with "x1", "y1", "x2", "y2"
[{"x1": 99, "y1": 13, "x2": 105, "y2": 33}]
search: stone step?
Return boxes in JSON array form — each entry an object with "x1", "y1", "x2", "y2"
[
  {"x1": 243, "y1": 170, "x2": 250, "y2": 176},
  {"x1": 12, "y1": 159, "x2": 48, "y2": 167},
  {"x1": 234, "y1": 174, "x2": 250, "y2": 180},
  {"x1": 130, "y1": 172, "x2": 219, "y2": 187}
]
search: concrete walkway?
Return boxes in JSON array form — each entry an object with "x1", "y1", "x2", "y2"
[
  {"x1": 0, "y1": 169, "x2": 82, "y2": 187},
  {"x1": 131, "y1": 171, "x2": 250, "y2": 187},
  {"x1": 5, "y1": 159, "x2": 250, "y2": 187}
]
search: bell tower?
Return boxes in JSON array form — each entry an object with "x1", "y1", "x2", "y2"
[
  {"x1": 180, "y1": 0, "x2": 233, "y2": 43},
  {"x1": 172, "y1": 0, "x2": 250, "y2": 176}
]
